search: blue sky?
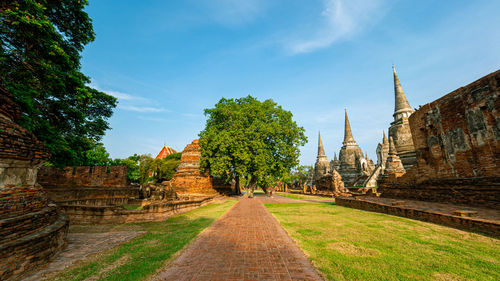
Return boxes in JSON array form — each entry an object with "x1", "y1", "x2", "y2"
[{"x1": 82, "y1": 0, "x2": 500, "y2": 165}]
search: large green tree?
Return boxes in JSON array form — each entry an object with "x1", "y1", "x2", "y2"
[
  {"x1": 199, "y1": 95, "x2": 307, "y2": 197},
  {"x1": 0, "y1": 0, "x2": 116, "y2": 166}
]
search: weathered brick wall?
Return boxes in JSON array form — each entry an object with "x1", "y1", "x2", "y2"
[
  {"x1": 43, "y1": 187, "x2": 139, "y2": 203},
  {"x1": 38, "y1": 166, "x2": 128, "y2": 188},
  {"x1": 410, "y1": 70, "x2": 499, "y2": 179},
  {"x1": 0, "y1": 185, "x2": 48, "y2": 219},
  {"x1": 0, "y1": 88, "x2": 68, "y2": 281},
  {"x1": 379, "y1": 70, "x2": 500, "y2": 208}
]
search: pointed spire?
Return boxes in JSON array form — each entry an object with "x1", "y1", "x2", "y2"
[
  {"x1": 383, "y1": 131, "x2": 389, "y2": 145},
  {"x1": 393, "y1": 65, "x2": 413, "y2": 116},
  {"x1": 334, "y1": 152, "x2": 338, "y2": 161},
  {"x1": 365, "y1": 152, "x2": 368, "y2": 160},
  {"x1": 317, "y1": 131, "x2": 326, "y2": 157},
  {"x1": 385, "y1": 136, "x2": 405, "y2": 174},
  {"x1": 343, "y1": 109, "x2": 356, "y2": 145},
  {"x1": 389, "y1": 136, "x2": 397, "y2": 156}
]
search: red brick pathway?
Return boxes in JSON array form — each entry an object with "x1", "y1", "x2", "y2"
[
  {"x1": 258, "y1": 194, "x2": 335, "y2": 204},
  {"x1": 154, "y1": 197, "x2": 323, "y2": 281}
]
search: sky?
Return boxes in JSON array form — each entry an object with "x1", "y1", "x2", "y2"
[{"x1": 82, "y1": 0, "x2": 500, "y2": 165}]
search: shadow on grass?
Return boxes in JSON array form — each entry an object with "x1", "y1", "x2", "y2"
[{"x1": 50, "y1": 201, "x2": 235, "y2": 281}]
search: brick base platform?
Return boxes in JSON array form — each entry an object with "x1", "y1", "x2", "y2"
[
  {"x1": 335, "y1": 197, "x2": 499, "y2": 237},
  {"x1": 61, "y1": 196, "x2": 218, "y2": 224}
]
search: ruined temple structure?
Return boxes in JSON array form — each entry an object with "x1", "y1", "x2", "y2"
[
  {"x1": 363, "y1": 131, "x2": 390, "y2": 187},
  {"x1": 171, "y1": 139, "x2": 231, "y2": 195},
  {"x1": 337, "y1": 109, "x2": 374, "y2": 186},
  {"x1": 0, "y1": 88, "x2": 68, "y2": 280},
  {"x1": 315, "y1": 169, "x2": 347, "y2": 194},
  {"x1": 313, "y1": 131, "x2": 330, "y2": 181},
  {"x1": 379, "y1": 69, "x2": 500, "y2": 209},
  {"x1": 388, "y1": 66, "x2": 417, "y2": 170}
]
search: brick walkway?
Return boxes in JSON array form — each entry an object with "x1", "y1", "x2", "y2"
[
  {"x1": 258, "y1": 194, "x2": 335, "y2": 204},
  {"x1": 154, "y1": 197, "x2": 323, "y2": 281}
]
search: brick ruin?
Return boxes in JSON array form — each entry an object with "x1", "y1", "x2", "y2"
[
  {"x1": 37, "y1": 166, "x2": 138, "y2": 205},
  {"x1": 314, "y1": 169, "x2": 347, "y2": 195},
  {"x1": 379, "y1": 70, "x2": 500, "y2": 209},
  {"x1": 171, "y1": 139, "x2": 232, "y2": 195},
  {"x1": 0, "y1": 88, "x2": 68, "y2": 280},
  {"x1": 33, "y1": 139, "x2": 234, "y2": 224},
  {"x1": 38, "y1": 166, "x2": 128, "y2": 188}
]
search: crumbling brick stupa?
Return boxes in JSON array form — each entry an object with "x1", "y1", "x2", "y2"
[
  {"x1": 0, "y1": 88, "x2": 68, "y2": 280},
  {"x1": 337, "y1": 110, "x2": 374, "y2": 186},
  {"x1": 171, "y1": 139, "x2": 231, "y2": 196},
  {"x1": 379, "y1": 70, "x2": 500, "y2": 209}
]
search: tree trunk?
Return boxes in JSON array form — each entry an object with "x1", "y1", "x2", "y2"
[
  {"x1": 235, "y1": 175, "x2": 241, "y2": 195},
  {"x1": 248, "y1": 177, "x2": 257, "y2": 198}
]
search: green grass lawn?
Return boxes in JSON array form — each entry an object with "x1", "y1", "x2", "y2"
[
  {"x1": 266, "y1": 203, "x2": 500, "y2": 281},
  {"x1": 275, "y1": 192, "x2": 330, "y2": 200},
  {"x1": 50, "y1": 200, "x2": 236, "y2": 281}
]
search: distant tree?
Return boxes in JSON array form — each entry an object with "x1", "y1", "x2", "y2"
[
  {"x1": 0, "y1": 0, "x2": 117, "y2": 166},
  {"x1": 199, "y1": 95, "x2": 307, "y2": 197},
  {"x1": 137, "y1": 155, "x2": 180, "y2": 183},
  {"x1": 164, "y1": 152, "x2": 182, "y2": 161},
  {"x1": 295, "y1": 165, "x2": 312, "y2": 184},
  {"x1": 138, "y1": 155, "x2": 153, "y2": 183},
  {"x1": 157, "y1": 158, "x2": 180, "y2": 181},
  {"x1": 112, "y1": 154, "x2": 141, "y2": 183},
  {"x1": 83, "y1": 142, "x2": 111, "y2": 166}
]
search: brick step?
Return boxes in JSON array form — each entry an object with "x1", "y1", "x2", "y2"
[
  {"x1": 0, "y1": 212, "x2": 69, "y2": 280},
  {"x1": 0, "y1": 206, "x2": 58, "y2": 244}
]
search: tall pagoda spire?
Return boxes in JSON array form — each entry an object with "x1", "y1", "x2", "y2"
[
  {"x1": 317, "y1": 131, "x2": 326, "y2": 157},
  {"x1": 393, "y1": 65, "x2": 413, "y2": 117},
  {"x1": 343, "y1": 109, "x2": 356, "y2": 145}
]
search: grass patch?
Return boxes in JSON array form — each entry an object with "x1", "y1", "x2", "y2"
[
  {"x1": 50, "y1": 200, "x2": 236, "y2": 281},
  {"x1": 275, "y1": 192, "x2": 329, "y2": 200},
  {"x1": 266, "y1": 203, "x2": 500, "y2": 281},
  {"x1": 122, "y1": 204, "x2": 143, "y2": 211}
]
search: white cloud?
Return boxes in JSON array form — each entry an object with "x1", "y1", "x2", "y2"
[
  {"x1": 120, "y1": 105, "x2": 167, "y2": 113},
  {"x1": 89, "y1": 82, "x2": 147, "y2": 102},
  {"x1": 105, "y1": 90, "x2": 136, "y2": 100},
  {"x1": 287, "y1": 0, "x2": 389, "y2": 54}
]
